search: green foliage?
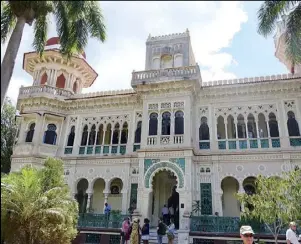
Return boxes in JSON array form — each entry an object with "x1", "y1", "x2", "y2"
[
  {"x1": 1, "y1": 1, "x2": 106, "y2": 58},
  {"x1": 1, "y1": 158, "x2": 78, "y2": 244},
  {"x1": 237, "y1": 169, "x2": 301, "y2": 243},
  {"x1": 191, "y1": 200, "x2": 202, "y2": 216},
  {"x1": 1, "y1": 98, "x2": 17, "y2": 174},
  {"x1": 257, "y1": 1, "x2": 301, "y2": 66}
]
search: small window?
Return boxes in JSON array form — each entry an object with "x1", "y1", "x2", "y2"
[
  {"x1": 43, "y1": 124, "x2": 57, "y2": 145},
  {"x1": 110, "y1": 185, "x2": 120, "y2": 194},
  {"x1": 25, "y1": 123, "x2": 35, "y2": 142}
]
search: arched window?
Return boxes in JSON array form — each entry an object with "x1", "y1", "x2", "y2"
[
  {"x1": 67, "y1": 126, "x2": 75, "y2": 146},
  {"x1": 227, "y1": 115, "x2": 236, "y2": 139},
  {"x1": 152, "y1": 58, "x2": 160, "y2": 69},
  {"x1": 40, "y1": 72, "x2": 48, "y2": 85},
  {"x1": 112, "y1": 123, "x2": 120, "y2": 144},
  {"x1": 104, "y1": 124, "x2": 112, "y2": 144},
  {"x1": 174, "y1": 54, "x2": 183, "y2": 68},
  {"x1": 148, "y1": 113, "x2": 158, "y2": 136},
  {"x1": 216, "y1": 116, "x2": 225, "y2": 139},
  {"x1": 88, "y1": 124, "x2": 96, "y2": 145},
  {"x1": 268, "y1": 113, "x2": 279, "y2": 137},
  {"x1": 199, "y1": 117, "x2": 209, "y2": 140},
  {"x1": 237, "y1": 114, "x2": 246, "y2": 138},
  {"x1": 134, "y1": 121, "x2": 142, "y2": 143},
  {"x1": 174, "y1": 111, "x2": 184, "y2": 135},
  {"x1": 247, "y1": 114, "x2": 257, "y2": 138},
  {"x1": 121, "y1": 122, "x2": 128, "y2": 144},
  {"x1": 258, "y1": 113, "x2": 268, "y2": 138},
  {"x1": 43, "y1": 124, "x2": 57, "y2": 145},
  {"x1": 81, "y1": 125, "x2": 88, "y2": 146},
  {"x1": 161, "y1": 55, "x2": 172, "y2": 69},
  {"x1": 287, "y1": 111, "x2": 300, "y2": 136},
  {"x1": 96, "y1": 124, "x2": 104, "y2": 145},
  {"x1": 161, "y1": 112, "x2": 171, "y2": 135},
  {"x1": 56, "y1": 73, "x2": 66, "y2": 88},
  {"x1": 25, "y1": 123, "x2": 35, "y2": 142}
]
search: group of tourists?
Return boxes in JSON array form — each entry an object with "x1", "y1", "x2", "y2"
[
  {"x1": 120, "y1": 217, "x2": 176, "y2": 244},
  {"x1": 240, "y1": 222, "x2": 301, "y2": 244}
]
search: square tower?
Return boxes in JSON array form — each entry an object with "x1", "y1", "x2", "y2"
[{"x1": 145, "y1": 29, "x2": 196, "y2": 70}]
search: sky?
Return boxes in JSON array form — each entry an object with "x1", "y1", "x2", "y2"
[{"x1": 1, "y1": 1, "x2": 287, "y2": 104}]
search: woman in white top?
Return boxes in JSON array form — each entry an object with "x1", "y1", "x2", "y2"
[{"x1": 167, "y1": 218, "x2": 175, "y2": 244}]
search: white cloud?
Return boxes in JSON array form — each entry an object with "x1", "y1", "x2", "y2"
[{"x1": 2, "y1": 1, "x2": 248, "y2": 101}]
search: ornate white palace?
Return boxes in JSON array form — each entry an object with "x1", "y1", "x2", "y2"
[{"x1": 11, "y1": 23, "x2": 301, "y2": 243}]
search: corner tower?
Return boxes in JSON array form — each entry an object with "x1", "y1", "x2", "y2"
[
  {"x1": 145, "y1": 29, "x2": 196, "y2": 70},
  {"x1": 22, "y1": 37, "x2": 98, "y2": 95}
]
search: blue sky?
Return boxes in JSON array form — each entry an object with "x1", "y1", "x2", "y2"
[{"x1": 1, "y1": 1, "x2": 287, "y2": 103}]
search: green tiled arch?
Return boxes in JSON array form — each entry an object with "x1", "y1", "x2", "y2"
[{"x1": 144, "y1": 161, "x2": 184, "y2": 188}]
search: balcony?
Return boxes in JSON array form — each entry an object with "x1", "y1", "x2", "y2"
[
  {"x1": 18, "y1": 85, "x2": 74, "y2": 100},
  {"x1": 78, "y1": 213, "x2": 128, "y2": 229},
  {"x1": 131, "y1": 65, "x2": 200, "y2": 87},
  {"x1": 147, "y1": 135, "x2": 184, "y2": 146}
]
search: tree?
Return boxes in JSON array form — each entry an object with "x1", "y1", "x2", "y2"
[
  {"x1": 1, "y1": 157, "x2": 79, "y2": 244},
  {"x1": 1, "y1": 97, "x2": 17, "y2": 174},
  {"x1": 1, "y1": 1, "x2": 106, "y2": 109},
  {"x1": 257, "y1": 1, "x2": 301, "y2": 72},
  {"x1": 237, "y1": 169, "x2": 301, "y2": 244}
]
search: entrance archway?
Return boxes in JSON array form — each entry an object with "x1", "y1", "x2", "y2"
[{"x1": 149, "y1": 169, "x2": 180, "y2": 229}]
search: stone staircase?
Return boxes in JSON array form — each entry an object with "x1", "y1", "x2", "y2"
[{"x1": 147, "y1": 228, "x2": 178, "y2": 244}]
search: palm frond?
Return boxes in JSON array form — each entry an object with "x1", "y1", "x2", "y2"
[
  {"x1": 285, "y1": 2, "x2": 301, "y2": 65},
  {"x1": 33, "y1": 13, "x2": 49, "y2": 57},
  {"x1": 86, "y1": 1, "x2": 106, "y2": 41},
  {"x1": 1, "y1": 1, "x2": 17, "y2": 43},
  {"x1": 53, "y1": 1, "x2": 71, "y2": 56}
]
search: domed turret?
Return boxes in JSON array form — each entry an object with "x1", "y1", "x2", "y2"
[{"x1": 22, "y1": 37, "x2": 97, "y2": 94}]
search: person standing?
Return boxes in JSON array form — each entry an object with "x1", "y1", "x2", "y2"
[
  {"x1": 130, "y1": 218, "x2": 140, "y2": 244},
  {"x1": 286, "y1": 222, "x2": 300, "y2": 244},
  {"x1": 104, "y1": 202, "x2": 111, "y2": 224},
  {"x1": 162, "y1": 204, "x2": 169, "y2": 225},
  {"x1": 157, "y1": 217, "x2": 167, "y2": 244},
  {"x1": 141, "y1": 218, "x2": 150, "y2": 244},
  {"x1": 239, "y1": 226, "x2": 254, "y2": 244},
  {"x1": 121, "y1": 217, "x2": 130, "y2": 244},
  {"x1": 167, "y1": 218, "x2": 175, "y2": 244}
]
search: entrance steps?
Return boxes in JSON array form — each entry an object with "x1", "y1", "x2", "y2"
[{"x1": 146, "y1": 228, "x2": 178, "y2": 244}]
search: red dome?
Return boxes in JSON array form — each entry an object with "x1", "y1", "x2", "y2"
[{"x1": 45, "y1": 37, "x2": 86, "y2": 59}]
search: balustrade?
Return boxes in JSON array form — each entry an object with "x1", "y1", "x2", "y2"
[
  {"x1": 289, "y1": 136, "x2": 301, "y2": 147},
  {"x1": 131, "y1": 65, "x2": 200, "y2": 86},
  {"x1": 18, "y1": 85, "x2": 74, "y2": 99},
  {"x1": 70, "y1": 144, "x2": 127, "y2": 156},
  {"x1": 78, "y1": 213, "x2": 129, "y2": 229},
  {"x1": 217, "y1": 138, "x2": 281, "y2": 150},
  {"x1": 146, "y1": 135, "x2": 184, "y2": 146}
]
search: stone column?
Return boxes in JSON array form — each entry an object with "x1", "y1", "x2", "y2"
[
  {"x1": 140, "y1": 102, "x2": 149, "y2": 148},
  {"x1": 177, "y1": 211, "x2": 191, "y2": 244},
  {"x1": 140, "y1": 189, "x2": 152, "y2": 221},
  {"x1": 238, "y1": 188, "x2": 245, "y2": 212},
  {"x1": 86, "y1": 192, "x2": 93, "y2": 212},
  {"x1": 214, "y1": 191, "x2": 223, "y2": 216},
  {"x1": 170, "y1": 113, "x2": 175, "y2": 141},
  {"x1": 72, "y1": 117, "x2": 81, "y2": 156},
  {"x1": 121, "y1": 189, "x2": 128, "y2": 214},
  {"x1": 278, "y1": 101, "x2": 290, "y2": 148},
  {"x1": 210, "y1": 106, "x2": 218, "y2": 150},
  {"x1": 234, "y1": 118, "x2": 238, "y2": 149},
  {"x1": 33, "y1": 114, "x2": 45, "y2": 154}
]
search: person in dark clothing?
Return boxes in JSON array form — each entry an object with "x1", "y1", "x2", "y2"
[
  {"x1": 141, "y1": 218, "x2": 150, "y2": 244},
  {"x1": 157, "y1": 217, "x2": 167, "y2": 244}
]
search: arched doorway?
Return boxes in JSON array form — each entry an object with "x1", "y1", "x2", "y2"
[
  {"x1": 150, "y1": 169, "x2": 178, "y2": 227},
  {"x1": 91, "y1": 178, "x2": 106, "y2": 213},
  {"x1": 76, "y1": 178, "x2": 89, "y2": 213},
  {"x1": 221, "y1": 177, "x2": 240, "y2": 217}
]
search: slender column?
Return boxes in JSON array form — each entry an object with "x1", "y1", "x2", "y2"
[
  {"x1": 102, "y1": 128, "x2": 106, "y2": 145},
  {"x1": 121, "y1": 189, "x2": 128, "y2": 214},
  {"x1": 158, "y1": 114, "x2": 162, "y2": 138},
  {"x1": 170, "y1": 113, "x2": 175, "y2": 140},
  {"x1": 234, "y1": 118, "x2": 238, "y2": 149},
  {"x1": 255, "y1": 118, "x2": 261, "y2": 148},
  {"x1": 110, "y1": 127, "x2": 114, "y2": 153},
  {"x1": 225, "y1": 122, "x2": 228, "y2": 149},
  {"x1": 72, "y1": 117, "x2": 82, "y2": 156},
  {"x1": 238, "y1": 188, "x2": 245, "y2": 212},
  {"x1": 104, "y1": 192, "x2": 109, "y2": 204},
  {"x1": 86, "y1": 192, "x2": 93, "y2": 212}
]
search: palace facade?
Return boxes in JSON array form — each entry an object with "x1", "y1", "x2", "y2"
[{"x1": 11, "y1": 22, "x2": 301, "y2": 243}]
